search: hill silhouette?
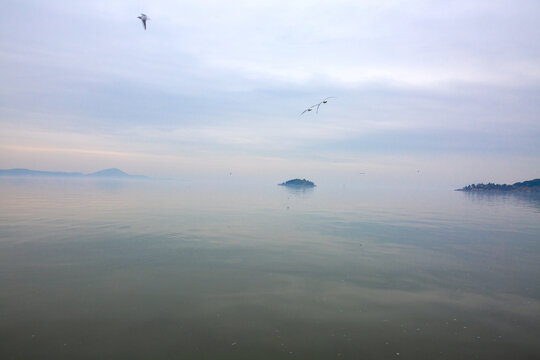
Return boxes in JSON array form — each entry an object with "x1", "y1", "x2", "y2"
[{"x1": 0, "y1": 168, "x2": 147, "y2": 179}]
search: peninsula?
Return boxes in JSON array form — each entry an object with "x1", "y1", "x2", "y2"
[
  {"x1": 278, "y1": 178, "x2": 316, "y2": 188},
  {"x1": 456, "y1": 179, "x2": 540, "y2": 193}
]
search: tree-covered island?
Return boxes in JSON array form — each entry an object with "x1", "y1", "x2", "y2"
[
  {"x1": 278, "y1": 179, "x2": 316, "y2": 188},
  {"x1": 456, "y1": 178, "x2": 540, "y2": 192}
]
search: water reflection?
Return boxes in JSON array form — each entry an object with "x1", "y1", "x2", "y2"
[
  {"x1": 460, "y1": 190, "x2": 540, "y2": 212},
  {"x1": 280, "y1": 185, "x2": 315, "y2": 199},
  {"x1": 0, "y1": 179, "x2": 539, "y2": 359}
]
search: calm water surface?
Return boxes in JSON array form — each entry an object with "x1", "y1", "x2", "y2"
[{"x1": 0, "y1": 178, "x2": 539, "y2": 359}]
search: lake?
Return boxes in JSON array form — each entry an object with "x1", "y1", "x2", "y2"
[{"x1": 0, "y1": 178, "x2": 539, "y2": 359}]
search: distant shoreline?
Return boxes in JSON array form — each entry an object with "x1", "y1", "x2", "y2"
[
  {"x1": 456, "y1": 179, "x2": 540, "y2": 193},
  {"x1": 0, "y1": 168, "x2": 148, "y2": 180}
]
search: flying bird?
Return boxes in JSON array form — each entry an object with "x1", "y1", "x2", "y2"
[
  {"x1": 300, "y1": 97, "x2": 336, "y2": 116},
  {"x1": 300, "y1": 107, "x2": 313, "y2": 116},
  {"x1": 138, "y1": 13, "x2": 149, "y2": 30},
  {"x1": 314, "y1": 97, "x2": 336, "y2": 113},
  {"x1": 321, "y1": 97, "x2": 335, "y2": 103},
  {"x1": 300, "y1": 104, "x2": 320, "y2": 116}
]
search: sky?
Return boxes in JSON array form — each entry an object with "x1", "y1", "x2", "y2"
[{"x1": 1, "y1": 0, "x2": 539, "y2": 185}]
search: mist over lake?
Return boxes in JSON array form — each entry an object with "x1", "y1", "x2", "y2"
[
  {"x1": 2, "y1": 0, "x2": 540, "y2": 358},
  {"x1": 1, "y1": 178, "x2": 538, "y2": 359}
]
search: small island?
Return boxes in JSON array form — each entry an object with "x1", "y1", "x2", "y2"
[
  {"x1": 456, "y1": 178, "x2": 540, "y2": 193},
  {"x1": 278, "y1": 178, "x2": 316, "y2": 188}
]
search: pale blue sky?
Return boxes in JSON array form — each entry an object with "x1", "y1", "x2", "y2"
[{"x1": 1, "y1": 0, "x2": 539, "y2": 185}]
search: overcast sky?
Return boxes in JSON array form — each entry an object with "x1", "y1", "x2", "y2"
[{"x1": 1, "y1": 0, "x2": 539, "y2": 184}]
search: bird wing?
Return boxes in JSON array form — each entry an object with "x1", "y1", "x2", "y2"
[
  {"x1": 142, "y1": 19, "x2": 146, "y2": 29},
  {"x1": 300, "y1": 108, "x2": 311, "y2": 116},
  {"x1": 323, "y1": 97, "x2": 336, "y2": 101}
]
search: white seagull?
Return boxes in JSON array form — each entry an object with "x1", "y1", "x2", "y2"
[
  {"x1": 314, "y1": 97, "x2": 336, "y2": 113},
  {"x1": 137, "y1": 13, "x2": 149, "y2": 30},
  {"x1": 300, "y1": 103, "x2": 320, "y2": 116}
]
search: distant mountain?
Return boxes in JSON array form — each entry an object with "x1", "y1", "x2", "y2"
[
  {"x1": 87, "y1": 168, "x2": 134, "y2": 178},
  {"x1": 86, "y1": 168, "x2": 148, "y2": 179},
  {"x1": 456, "y1": 179, "x2": 540, "y2": 192},
  {"x1": 0, "y1": 168, "x2": 148, "y2": 179},
  {"x1": 279, "y1": 178, "x2": 316, "y2": 188}
]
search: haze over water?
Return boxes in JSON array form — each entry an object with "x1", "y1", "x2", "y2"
[{"x1": 1, "y1": 178, "x2": 539, "y2": 359}]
